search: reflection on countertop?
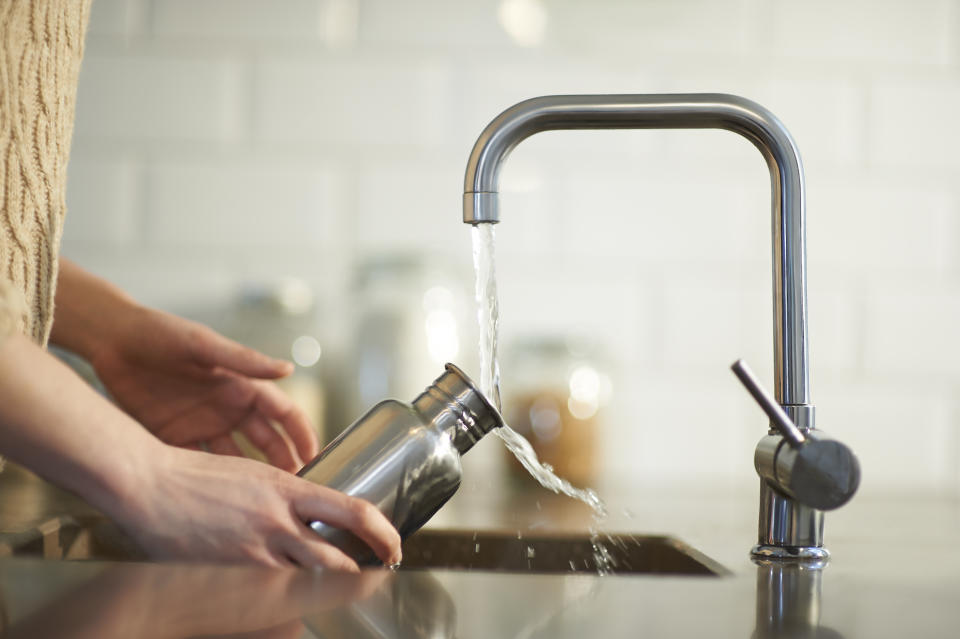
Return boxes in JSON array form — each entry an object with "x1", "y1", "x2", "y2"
[
  {"x1": 3, "y1": 548, "x2": 960, "y2": 638},
  {"x1": 2, "y1": 464, "x2": 960, "y2": 637}
]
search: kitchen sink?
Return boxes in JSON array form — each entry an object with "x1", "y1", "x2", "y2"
[
  {"x1": 400, "y1": 529, "x2": 727, "y2": 576},
  {"x1": 3, "y1": 516, "x2": 726, "y2": 576},
  {"x1": 0, "y1": 515, "x2": 147, "y2": 562}
]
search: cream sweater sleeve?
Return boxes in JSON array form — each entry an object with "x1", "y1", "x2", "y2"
[
  {"x1": 0, "y1": 0, "x2": 91, "y2": 346},
  {"x1": 0, "y1": 279, "x2": 26, "y2": 344}
]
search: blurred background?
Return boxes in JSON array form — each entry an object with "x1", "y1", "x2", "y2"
[{"x1": 62, "y1": 0, "x2": 960, "y2": 504}]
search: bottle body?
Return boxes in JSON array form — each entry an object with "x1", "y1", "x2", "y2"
[
  {"x1": 297, "y1": 363, "x2": 502, "y2": 563},
  {"x1": 298, "y1": 400, "x2": 464, "y2": 562}
]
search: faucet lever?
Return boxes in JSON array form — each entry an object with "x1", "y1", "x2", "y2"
[
  {"x1": 731, "y1": 359, "x2": 805, "y2": 447},
  {"x1": 734, "y1": 358, "x2": 861, "y2": 512}
]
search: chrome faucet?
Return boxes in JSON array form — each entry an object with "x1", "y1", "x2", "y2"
[{"x1": 461, "y1": 94, "x2": 860, "y2": 560}]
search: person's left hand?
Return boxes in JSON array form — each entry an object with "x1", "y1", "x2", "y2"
[{"x1": 87, "y1": 305, "x2": 319, "y2": 472}]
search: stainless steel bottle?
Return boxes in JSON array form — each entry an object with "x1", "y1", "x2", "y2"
[{"x1": 297, "y1": 363, "x2": 504, "y2": 564}]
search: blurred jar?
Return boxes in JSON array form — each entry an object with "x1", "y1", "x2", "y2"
[
  {"x1": 218, "y1": 279, "x2": 326, "y2": 442},
  {"x1": 341, "y1": 255, "x2": 475, "y2": 431},
  {"x1": 501, "y1": 337, "x2": 610, "y2": 488}
]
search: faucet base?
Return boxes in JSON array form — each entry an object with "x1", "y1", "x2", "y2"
[
  {"x1": 755, "y1": 480, "x2": 826, "y2": 561},
  {"x1": 751, "y1": 544, "x2": 830, "y2": 562}
]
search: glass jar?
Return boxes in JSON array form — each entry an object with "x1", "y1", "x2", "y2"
[
  {"x1": 216, "y1": 279, "x2": 327, "y2": 441},
  {"x1": 342, "y1": 254, "x2": 475, "y2": 427},
  {"x1": 501, "y1": 336, "x2": 610, "y2": 488}
]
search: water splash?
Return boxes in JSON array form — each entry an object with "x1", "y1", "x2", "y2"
[
  {"x1": 471, "y1": 224, "x2": 611, "y2": 574},
  {"x1": 495, "y1": 423, "x2": 608, "y2": 519}
]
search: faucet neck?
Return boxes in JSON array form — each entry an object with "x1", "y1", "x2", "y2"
[{"x1": 462, "y1": 94, "x2": 812, "y2": 409}]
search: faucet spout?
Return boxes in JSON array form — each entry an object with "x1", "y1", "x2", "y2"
[
  {"x1": 463, "y1": 94, "x2": 832, "y2": 559},
  {"x1": 463, "y1": 94, "x2": 810, "y2": 409}
]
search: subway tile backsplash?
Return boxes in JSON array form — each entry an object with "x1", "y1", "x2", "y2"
[{"x1": 64, "y1": 0, "x2": 960, "y2": 496}]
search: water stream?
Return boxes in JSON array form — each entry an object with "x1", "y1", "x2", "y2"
[{"x1": 471, "y1": 225, "x2": 612, "y2": 574}]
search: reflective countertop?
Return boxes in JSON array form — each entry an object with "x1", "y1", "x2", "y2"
[{"x1": 2, "y1": 464, "x2": 959, "y2": 638}]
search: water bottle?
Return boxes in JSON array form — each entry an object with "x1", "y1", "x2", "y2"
[{"x1": 297, "y1": 363, "x2": 504, "y2": 564}]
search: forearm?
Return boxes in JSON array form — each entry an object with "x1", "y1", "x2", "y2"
[
  {"x1": 50, "y1": 259, "x2": 142, "y2": 361},
  {"x1": 0, "y1": 333, "x2": 163, "y2": 523}
]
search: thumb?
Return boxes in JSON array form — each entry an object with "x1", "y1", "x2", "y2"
[{"x1": 192, "y1": 327, "x2": 294, "y2": 379}]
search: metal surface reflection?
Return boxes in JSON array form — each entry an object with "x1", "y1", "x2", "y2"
[
  {"x1": 305, "y1": 570, "x2": 456, "y2": 639},
  {"x1": 0, "y1": 559, "x2": 420, "y2": 638},
  {"x1": 753, "y1": 560, "x2": 845, "y2": 639}
]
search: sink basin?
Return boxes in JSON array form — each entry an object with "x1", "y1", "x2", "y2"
[
  {"x1": 3, "y1": 516, "x2": 725, "y2": 577},
  {"x1": 0, "y1": 516, "x2": 146, "y2": 562},
  {"x1": 400, "y1": 529, "x2": 727, "y2": 576}
]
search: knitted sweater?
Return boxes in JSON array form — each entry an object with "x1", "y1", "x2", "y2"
[{"x1": 0, "y1": 0, "x2": 91, "y2": 346}]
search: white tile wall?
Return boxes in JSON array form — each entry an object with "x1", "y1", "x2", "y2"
[
  {"x1": 86, "y1": 0, "x2": 147, "y2": 38},
  {"x1": 869, "y1": 80, "x2": 960, "y2": 170},
  {"x1": 354, "y1": 161, "x2": 466, "y2": 258},
  {"x1": 62, "y1": 157, "x2": 140, "y2": 247},
  {"x1": 807, "y1": 181, "x2": 956, "y2": 273},
  {"x1": 74, "y1": 55, "x2": 245, "y2": 141},
  {"x1": 253, "y1": 58, "x2": 451, "y2": 146},
  {"x1": 144, "y1": 160, "x2": 346, "y2": 249},
  {"x1": 549, "y1": 0, "x2": 757, "y2": 57},
  {"x1": 153, "y1": 0, "x2": 358, "y2": 43},
  {"x1": 360, "y1": 0, "x2": 511, "y2": 50},
  {"x1": 864, "y1": 283, "x2": 960, "y2": 378},
  {"x1": 771, "y1": 0, "x2": 956, "y2": 66},
  {"x1": 64, "y1": 0, "x2": 960, "y2": 495}
]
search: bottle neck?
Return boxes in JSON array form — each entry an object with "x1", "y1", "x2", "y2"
[{"x1": 412, "y1": 363, "x2": 504, "y2": 454}]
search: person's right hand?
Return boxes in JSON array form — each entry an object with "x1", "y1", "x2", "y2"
[{"x1": 115, "y1": 444, "x2": 402, "y2": 570}]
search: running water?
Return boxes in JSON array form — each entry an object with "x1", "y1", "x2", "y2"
[
  {"x1": 472, "y1": 223, "x2": 502, "y2": 413},
  {"x1": 471, "y1": 224, "x2": 612, "y2": 574}
]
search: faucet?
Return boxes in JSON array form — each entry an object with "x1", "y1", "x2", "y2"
[
  {"x1": 753, "y1": 557, "x2": 841, "y2": 638},
  {"x1": 461, "y1": 94, "x2": 860, "y2": 560}
]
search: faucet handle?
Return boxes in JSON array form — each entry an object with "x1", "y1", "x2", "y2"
[
  {"x1": 731, "y1": 359, "x2": 805, "y2": 446},
  {"x1": 732, "y1": 359, "x2": 861, "y2": 511}
]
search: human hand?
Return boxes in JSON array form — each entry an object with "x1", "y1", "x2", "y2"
[
  {"x1": 116, "y1": 444, "x2": 402, "y2": 569},
  {"x1": 50, "y1": 260, "x2": 319, "y2": 471},
  {"x1": 0, "y1": 320, "x2": 398, "y2": 571},
  {"x1": 88, "y1": 305, "x2": 319, "y2": 472}
]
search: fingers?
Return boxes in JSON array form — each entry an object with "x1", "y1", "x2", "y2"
[
  {"x1": 147, "y1": 372, "x2": 319, "y2": 470},
  {"x1": 207, "y1": 433, "x2": 244, "y2": 457},
  {"x1": 292, "y1": 488, "x2": 402, "y2": 567},
  {"x1": 241, "y1": 412, "x2": 301, "y2": 472},
  {"x1": 249, "y1": 380, "x2": 320, "y2": 463},
  {"x1": 280, "y1": 532, "x2": 361, "y2": 573},
  {"x1": 189, "y1": 324, "x2": 294, "y2": 380},
  {"x1": 153, "y1": 399, "x2": 245, "y2": 447}
]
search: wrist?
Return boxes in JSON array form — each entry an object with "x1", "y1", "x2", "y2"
[
  {"x1": 89, "y1": 431, "x2": 173, "y2": 529},
  {"x1": 0, "y1": 336, "x2": 169, "y2": 527},
  {"x1": 51, "y1": 260, "x2": 142, "y2": 362}
]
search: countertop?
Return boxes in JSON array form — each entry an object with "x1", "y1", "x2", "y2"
[{"x1": 1, "y1": 464, "x2": 959, "y2": 638}]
